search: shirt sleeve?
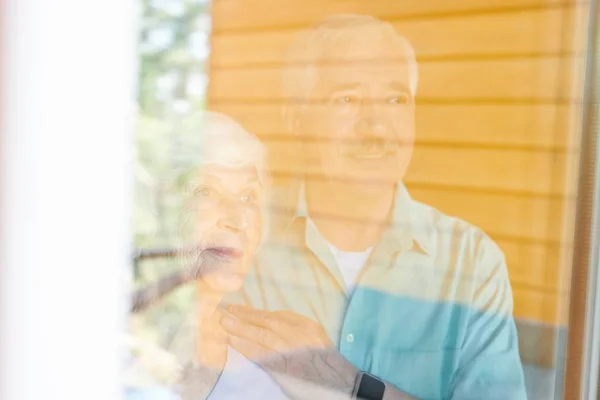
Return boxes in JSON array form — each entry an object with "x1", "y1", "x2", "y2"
[{"x1": 450, "y1": 234, "x2": 527, "y2": 400}]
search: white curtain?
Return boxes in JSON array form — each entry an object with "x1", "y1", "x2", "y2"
[{"x1": 0, "y1": 0, "x2": 137, "y2": 399}]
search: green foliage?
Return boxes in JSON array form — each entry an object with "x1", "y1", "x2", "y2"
[
  {"x1": 131, "y1": 0, "x2": 212, "y2": 354},
  {"x1": 137, "y1": 0, "x2": 210, "y2": 117}
]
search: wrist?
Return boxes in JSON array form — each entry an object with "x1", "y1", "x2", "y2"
[
  {"x1": 343, "y1": 363, "x2": 361, "y2": 398},
  {"x1": 320, "y1": 349, "x2": 360, "y2": 397},
  {"x1": 352, "y1": 372, "x2": 387, "y2": 400},
  {"x1": 351, "y1": 372, "x2": 361, "y2": 399}
]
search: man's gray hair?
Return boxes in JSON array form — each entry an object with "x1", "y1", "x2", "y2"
[{"x1": 282, "y1": 14, "x2": 419, "y2": 104}]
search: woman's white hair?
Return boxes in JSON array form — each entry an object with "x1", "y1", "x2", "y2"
[
  {"x1": 282, "y1": 14, "x2": 419, "y2": 104},
  {"x1": 173, "y1": 110, "x2": 268, "y2": 191}
]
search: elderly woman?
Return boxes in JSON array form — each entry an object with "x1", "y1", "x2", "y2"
[{"x1": 124, "y1": 110, "x2": 268, "y2": 400}]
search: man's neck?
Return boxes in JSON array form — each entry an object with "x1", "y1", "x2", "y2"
[{"x1": 305, "y1": 179, "x2": 395, "y2": 251}]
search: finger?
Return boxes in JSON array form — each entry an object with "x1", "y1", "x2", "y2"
[
  {"x1": 226, "y1": 306, "x2": 302, "y2": 333},
  {"x1": 221, "y1": 315, "x2": 287, "y2": 351},
  {"x1": 229, "y1": 334, "x2": 279, "y2": 365},
  {"x1": 229, "y1": 305, "x2": 310, "y2": 328},
  {"x1": 225, "y1": 305, "x2": 282, "y2": 329}
]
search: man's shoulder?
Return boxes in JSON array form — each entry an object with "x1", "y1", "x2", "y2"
[
  {"x1": 410, "y1": 199, "x2": 513, "y2": 316},
  {"x1": 410, "y1": 198, "x2": 507, "y2": 274}
]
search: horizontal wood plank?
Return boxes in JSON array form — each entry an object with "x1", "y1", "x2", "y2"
[
  {"x1": 211, "y1": 7, "x2": 576, "y2": 68},
  {"x1": 211, "y1": 0, "x2": 569, "y2": 32},
  {"x1": 263, "y1": 141, "x2": 571, "y2": 195},
  {"x1": 208, "y1": 103, "x2": 574, "y2": 149},
  {"x1": 265, "y1": 185, "x2": 572, "y2": 241},
  {"x1": 499, "y1": 239, "x2": 564, "y2": 292},
  {"x1": 207, "y1": 57, "x2": 576, "y2": 101},
  {"x1": 408, "y1": 186, "x2": 574, "y2": 242},
  {"x1": 513, "y1": 286, "x2": 565, "y2": 323},
  {"x1": 406, "y1": 147, "x2": 571, "y2": 195}
]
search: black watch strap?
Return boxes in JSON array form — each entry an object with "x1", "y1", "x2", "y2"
[{"x1": 356, "y1": 372, "x2": 385, "y2": 400}]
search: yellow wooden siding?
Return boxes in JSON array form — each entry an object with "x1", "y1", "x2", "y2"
[
  {"x1": 211, "y1": 7, "x2": 576, "y2": 66},
  {"x1": 207, "y1": 1, "x2": 587, "y2": 325},
  {"x1": 211, "y1": 0, "x2": 569, "y2": 32},
  {"x1": 208, "y1": 58, "x2": 576, "y2": 101},
  {"x1": 210, "y1": 103, "x2": 575, "y2": 149}
]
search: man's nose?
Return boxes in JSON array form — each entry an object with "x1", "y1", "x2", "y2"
[
  {"x1": 355, "y1": 101, "x2": 388, "y2": 137},
  {"x1": 355, "y1": 117, "x2": 390, "y2": 140}
]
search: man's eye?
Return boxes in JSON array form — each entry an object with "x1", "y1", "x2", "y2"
[
  {"x1": 388, "y1": 94, "x2": 411, "y2": 105},
  {"x1": 334, "y1": 95, "x2": 359, "y2": 104}
]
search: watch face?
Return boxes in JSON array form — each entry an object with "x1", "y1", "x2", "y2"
[{"x1": 357, "y1": 372, "x2": 386, "y2": 400}]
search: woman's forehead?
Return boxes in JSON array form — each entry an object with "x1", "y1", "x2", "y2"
[{"x1": 200, "y1": 165, "x2": 260, "y2": 185}]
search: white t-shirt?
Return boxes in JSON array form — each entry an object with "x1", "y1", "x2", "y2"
[
  {"x1": 208, "y1": 346, "x2": 287, "y2": 400},
  {"x1": 327, "y1": 243, "x2": 373, "y2": 291},
  {"x1": 308, "y1": 217, "x2": 373, "y2": 291}
]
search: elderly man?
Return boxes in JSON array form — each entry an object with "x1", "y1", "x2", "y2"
[
  {"x1": 123, "y1": 111, "x2": 268, "y2": 400},
  {"x1": 219, "y1": 14, "x2": 527, "y2": 400}
]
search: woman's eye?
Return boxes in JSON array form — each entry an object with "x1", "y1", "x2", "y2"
[{"x1": 193, "y1": 186, "x2": 212, "y2": 197}]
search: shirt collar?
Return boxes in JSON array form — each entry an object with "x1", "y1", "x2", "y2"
[{"x1": 284, "y1": 179, "x2": 432, "y2": 255}]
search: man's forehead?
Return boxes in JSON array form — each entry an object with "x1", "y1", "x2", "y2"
[
  {"x1": 325, "y1": 41, "x2": 410, "y2": 63},
  {"x1": 309, "y1": 34, "x2": 412, "y2": 86},
  {"x1": 314, "y1": 61, "x2": 411, "y2": 90},
  {"x1": 315, "y1": 24, "x2": 411, "y2": 59}
]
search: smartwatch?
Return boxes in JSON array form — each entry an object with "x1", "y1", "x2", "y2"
[{"x1": 355, "y1": 372, "x2": 386, "y2": 400}]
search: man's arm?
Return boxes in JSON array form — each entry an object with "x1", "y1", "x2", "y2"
[
  {"x1": 449, "y1": 236, "x2": 527, "y2": 400},
  {"x1": 382, "y1": 383, "x2": 417, "y2": 400},
  {"x1": 263, "y1": 370, "x2": 418, "y2": 400}
]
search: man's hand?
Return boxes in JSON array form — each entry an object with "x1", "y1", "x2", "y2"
[{"x1": 220, "y1": 305, "x2": 359, "y2": 399}]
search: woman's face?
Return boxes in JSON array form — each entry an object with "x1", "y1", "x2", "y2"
[{"x1": 181, "y1": 165, "x2": 263, "y2": 292}]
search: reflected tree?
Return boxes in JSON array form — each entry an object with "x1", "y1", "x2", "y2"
[{"x1": 130, "y1": 0, "x2": 212, "y2": 364}]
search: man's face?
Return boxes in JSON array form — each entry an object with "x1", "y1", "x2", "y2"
[
  {"x1": 296, "y1": 42, "x2": 415, "y2": 188},
  {"x1": 181, "y1": 165, "x2": 262, "y2": 292}
]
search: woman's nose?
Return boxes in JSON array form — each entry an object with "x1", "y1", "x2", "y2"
[{"x1": 216, "y1": 205, "x2": 248, "y2": 233}]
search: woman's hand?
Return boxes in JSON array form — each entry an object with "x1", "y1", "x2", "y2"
[{"x1": 221, "y1": 306, "x2": 359, "y2": 400}]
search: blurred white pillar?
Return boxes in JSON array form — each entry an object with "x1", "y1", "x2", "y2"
[{"x1": 0, "y1": 0, "x2": 137, "y2": 399}]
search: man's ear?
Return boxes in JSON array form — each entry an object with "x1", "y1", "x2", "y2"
[{"x1": 282, "y1": 102, "x2": 301, "y2": 136}]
